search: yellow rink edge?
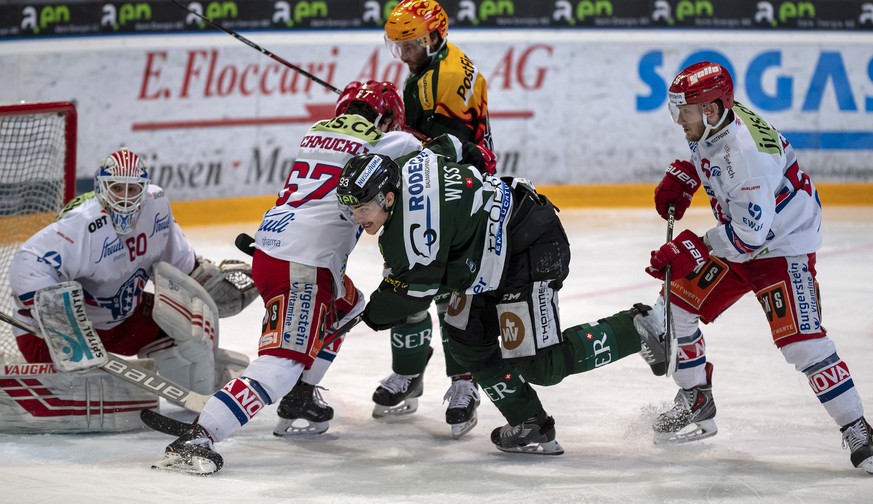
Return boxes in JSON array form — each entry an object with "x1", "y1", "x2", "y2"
[{"x1": 169, "y1": 183, "x2": 873, "y2": 227}]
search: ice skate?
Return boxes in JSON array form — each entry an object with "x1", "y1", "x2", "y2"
[
  {"x1": 443, "y1": 374, "x2": 480, "y2": 439},
  {"x1": 152, "y1": 424, "x2": 223, "y2": 476},
  {"x1": 490, "y1": 409, "x2": 564, "y2": 455},
  {"x1": 631, "y1": 302, "x2": 668, "y2": 376},
  {"x1": 372, "y1": 371, "x2": 425, "y2": 418},
  {"x1": 372, "y1": 347, "x2": 432, "y2": 418},
  {"x1": 274, "y1": 381, "x2": 334, "y2": 437},
  {"x1": 653, "y1": 362, "x2": 717, "y2": 443},
  {"x1": 841, "y1": 416, "x2": 873, "y2": 475}
]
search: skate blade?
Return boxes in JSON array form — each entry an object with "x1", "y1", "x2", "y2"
[
  {"x1": 654, "y1": 419, "x2": 718, "y2": 444},
  {"x1": 858, "y1": 456, "x2": 873, "y2": 475},
  {"x1": 372, "y1": 397, "x2": 419, "y2": 418},
  {"x1": 151, "y1": 453, "x2": 220, "y2": 476},
  {"x1": 273, "y1": 418, "x2": 330, "y2": 437},
  {"x1": 450, "y1": 415, "x2": 478, "y2": 440},
  {"x1": 496, "y1": 439, "x2": 564, "y2": 456}
]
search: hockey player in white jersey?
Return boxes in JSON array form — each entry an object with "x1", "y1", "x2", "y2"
[
  {"x1": 152, "y1": 81, "x2": 425, "y2": 475},
  {"x1": 4, "y1": 148, "x2": 253, "y2": 433},
  {"x1": 645, "y1": 61, "x2": 873, "y2": 474}
]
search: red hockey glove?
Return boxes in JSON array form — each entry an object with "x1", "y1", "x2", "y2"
[
  {"x1": 473, "y1": 144, "x2": 497, "y2": 175},
  {"x1": 645, "y1": 229, "x2": 709, "y2": 280},
  {"x1": 654, "y1": 160, "x2": 700, "y2": 221},
  {"x1": 461, "y1": 141, "x2": 497, "y2": 175}
]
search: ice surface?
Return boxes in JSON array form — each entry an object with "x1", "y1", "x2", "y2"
[{"x1": 3, "y1": 208, "x2": 872, "y2": 503}]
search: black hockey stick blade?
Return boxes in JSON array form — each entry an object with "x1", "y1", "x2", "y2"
[
  {"x1": 141, "y1": 409, "x2": 192, "y2": 437},
  {"x1": 235, "y1": 233, "x2": 255, "y2": 257}
]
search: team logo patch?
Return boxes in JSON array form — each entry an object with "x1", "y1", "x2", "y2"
[
  {"x1": 446, "y1": 292, "x2": 467, "y2": 317},
  {"x1": 499, "y1": 312, "x2": 525, "y2": 350},
  {"x1": 258, "y1": 295, "x2": 284, "y2": 351},
  {"x1": 757, "y1": 281, "x2": 798, "y2": 342}
]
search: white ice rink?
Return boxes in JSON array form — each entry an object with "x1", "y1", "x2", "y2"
[{"x1": 2, "y1": 207, "x2": 872, "y2": 503}]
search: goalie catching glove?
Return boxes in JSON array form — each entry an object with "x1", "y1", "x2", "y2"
[{"x1": 191, "y1": 257, "x2": 259, "y2": 317}]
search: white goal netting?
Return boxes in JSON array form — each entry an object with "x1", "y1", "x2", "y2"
[{"x1": 0, "y1": 102, "x2": 76, "y2": 362}]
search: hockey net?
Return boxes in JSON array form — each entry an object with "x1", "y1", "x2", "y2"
[{"x1": 0, "y1": 102, "x2": 77, "y2": 362}]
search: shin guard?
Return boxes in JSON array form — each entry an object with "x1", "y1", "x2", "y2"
[{"x1": 390, "y1": 311, "x2": 433, "y2": 375}]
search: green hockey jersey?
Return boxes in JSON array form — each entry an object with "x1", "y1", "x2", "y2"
[{"x1": 366, "y1": 135, "x2": 513, "y2": 325}]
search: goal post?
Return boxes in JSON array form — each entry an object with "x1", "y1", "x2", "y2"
[{"x1": 0, "y1": 101, "x2": 77, "y2": 362}]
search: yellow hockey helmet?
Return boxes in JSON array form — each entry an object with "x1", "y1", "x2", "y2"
[{"x1": 384, "y1": 0, "x2": 449, "y2": 45}]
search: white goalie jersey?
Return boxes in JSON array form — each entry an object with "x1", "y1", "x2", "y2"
[
  {"x1": 254, "y1": 113, "x2": 422, "y2": 292},
  {"x1": 9, "y1": 185, "x2": 196, "y2": 330}
]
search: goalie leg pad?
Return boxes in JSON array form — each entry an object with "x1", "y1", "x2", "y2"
[
  {"x1": 215, "y1": 348, "x2": 250, "y2": 387},
  {"x1": 152, "y1": 261, "x2": 219, "y2": 347},
  {"x1": 141, "y1": 337, "x2": 215, "y2": 395},
  {"x1": 0, "y1": 360, "x2": 158, "y2": 433}
]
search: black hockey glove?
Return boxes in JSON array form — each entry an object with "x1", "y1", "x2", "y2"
[{"x1": 361, "y1": 310, "x2": 395, "y2": 332}]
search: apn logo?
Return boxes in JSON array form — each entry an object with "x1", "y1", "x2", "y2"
[
  {"x1": 458, "y1": 0, "x2": 515, "y2": 26},
  {"x1": 21, "y1": 5, "x2": 70, "y2": 34},
  {"x1": 273, "y1": 0, "x2": 327, "y2": 27},
  {"x1": 101, "y1": 3, "x2": 152, "y2": 31}
]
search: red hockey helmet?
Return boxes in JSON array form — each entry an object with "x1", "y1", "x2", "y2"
[
  {"x1": 335, "y1": 80, "x2": 406, "y2": 132},
  {"x1": 668, "y1": 61, "x2": 734, "y2": 111}
]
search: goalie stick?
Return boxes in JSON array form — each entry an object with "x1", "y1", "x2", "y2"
[
  {"x1": 169, "y1": 0, "x2": 340, "y2": 94},
  {"x1": 663, "y1": 205, "x2": 679, "y2": 377},
  {"x1": 0, "y1": 310, "x2": 210, "y2": 412}
]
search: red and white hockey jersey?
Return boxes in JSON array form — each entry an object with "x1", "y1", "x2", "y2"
[
  {"x1": 690, "y1": 102, "x2": 822, "y2": 263},
  {"x1": 9, "y1": 185, "x2": 195, "y2": 329},
  {"x1": 254, "y1": 113, "x2": 422, "y2": 292}
]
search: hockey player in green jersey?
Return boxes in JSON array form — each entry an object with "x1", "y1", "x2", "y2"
[
  {"x1": 337, "y1": 135, "x2": 668, "y2": 455},
  {"x1": 376, "y1": 0, "x2": 495, "y2": 438}
]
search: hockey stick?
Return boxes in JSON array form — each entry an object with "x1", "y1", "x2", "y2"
[
  {"x1": 141, "y1": 408, "x2": 192, "y2": 436},
  {"x1": 169, "y1": 0, "x2": 340, "y2": 94},
  {"x1": 663, "y1": 205, "x2": 679, "y2": 377},
  {"x1": 0, "y1": 311, "x2": 210, "y2": 412},
  {"x1": 235, "y1": 232, "x2": 255, "y2": 257}
]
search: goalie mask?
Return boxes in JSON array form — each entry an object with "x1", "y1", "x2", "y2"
[
  {"x1": 335, "y1": 80, "x2": 406, "y2": 132},
  {"x1": 94, "y1": 148, "x2": 150, "y2": 235}
]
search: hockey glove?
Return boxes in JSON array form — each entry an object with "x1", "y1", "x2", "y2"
[
  {"x1": 461, "y1": 142, "x2": 497, "y2": 175},
  {"x1": 654, "y1": 160, "x2": 700, "y2": 220},
  {"x1": 361, "y1": 310, "x2": 395, "y2": 332},
  {"x1": 646, "y1": 229, "x2": 709, "y2": 280}
]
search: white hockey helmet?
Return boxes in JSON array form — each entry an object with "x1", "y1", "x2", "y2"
[{"x1": 94, "y1": 147, "x2": 150, "y2": 235}]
